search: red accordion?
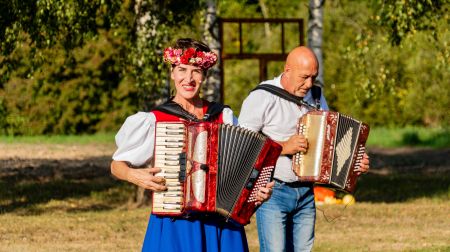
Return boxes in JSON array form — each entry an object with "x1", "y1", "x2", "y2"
[
  {"x1": 292, "y1": 111, "x2": 370, "y2": 193},
  {"x1": 152, "y1": 121, "x2": 282, "y2": 225}
]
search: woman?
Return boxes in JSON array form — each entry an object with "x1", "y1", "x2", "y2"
[{"x1": 111, "y1": 38, "x2": 273, "y2": 252}]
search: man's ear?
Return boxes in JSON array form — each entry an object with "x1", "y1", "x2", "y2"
[{"x1": 284, "y1": 64, "x2": 290, "y2": 73}]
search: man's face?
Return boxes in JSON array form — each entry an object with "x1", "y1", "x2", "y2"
[
  {"x1": 171, "y1": 64, "x2": 204, "y2": 100},
  {"x1": 285, "y1": 61, "x2": 318, "y2": 97}
]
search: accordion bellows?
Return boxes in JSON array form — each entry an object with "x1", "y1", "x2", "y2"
[
  {"x1": 293, "y1": 111, "x2": 370, "y2": 193},
  {"x1": 152, "y1": 121, "x2": 282, "y2": 225}
]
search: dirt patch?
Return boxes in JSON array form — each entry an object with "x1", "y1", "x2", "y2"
[
  {"x1": 0, "y1": 143, "x2": 115, "y2": 181},
  {"x1": 0, "y1": 143, "x2": 114, "y2": 159},
  {"x1": 0, "y1": 144, "x2": 449, "y2": 181}
]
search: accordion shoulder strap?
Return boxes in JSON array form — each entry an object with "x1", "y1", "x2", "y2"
[
  {"x1": 152, "y1": 99, "x2": 228, "y2": 122},
  {"x1": 204, "y1": 102, "x2": 229, "y2": 121},
  {"x1": 251, "y1": 84, "x2": 317, "y2": 109}
]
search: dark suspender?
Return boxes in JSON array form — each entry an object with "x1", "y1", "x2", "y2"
[
  {"x1": 203, "y1": 101, "x2": 229, "y2": 121},
  {"x1": 251, "y1": 84, "x2": 318, "y2": 109},
  {"x1": 152, "y1": 100, "x2": 228, "y2": 122}
]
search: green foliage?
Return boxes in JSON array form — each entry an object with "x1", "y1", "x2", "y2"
[
  {"x1": 218, "y1": 0, "x2": 449, "y2": 128},
  {"x1": 0, "y1": 0, "x2": 449, "y2": 135},
  {"x1": 0, "y1": 0, "x2": 204, "y2": 135},
  {"x1": 373, "y1": 0, "x2": 448, "y2": 45},
  {"x1": 0, "y1": 0, "x2": 138, "y2": 135},
  {"x1": 0, "y1": 0, "x2": 122, "y2": 55},
  {"x1": 218, "y1": 0, "x2": 309, "y2": 113},
  {"x1": 1, "y1": 32, "x2": 139, "y2": 135},
  {"x1": 323, "y1": 0, "x2": 449, "y2": 127},
  {"x1": 129, "y1": 0, "x2": 203, "y2": 110}
]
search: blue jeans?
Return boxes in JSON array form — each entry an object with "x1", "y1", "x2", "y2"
[{"x1": 256, "y1": 180, "x2": 316, "y2": 252}]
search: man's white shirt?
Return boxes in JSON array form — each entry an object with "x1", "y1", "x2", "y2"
[{"x1": 238, "y1": 74, "x2": 328, "y2": 182}]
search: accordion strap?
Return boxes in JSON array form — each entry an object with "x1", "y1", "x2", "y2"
[
  {"x1": 204, "y1": 101, "x2": 229, "y2": 121},
  {"x1": 252, "y1": 84, "x2": 317, "y2": 110},
  {"x1": 153, "y1": 99, "x2": 228, "y2": 122}
]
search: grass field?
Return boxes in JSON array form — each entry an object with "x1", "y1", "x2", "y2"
[
  {"x1": 0, "y1": 172, "x2": 448, "y2": 251},
  {"x1": 1, "y1": 126, "x2": 449, "y2": 148},
  {"x1": 1, "y1": 200, "x2": 448, "y2": 252},
  {"x1": 1, "y1": 127, "x2": 449, "y2": 251}
]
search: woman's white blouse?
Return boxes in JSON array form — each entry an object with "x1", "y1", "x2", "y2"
[{"x1": 112, "y1": 107, "x2": 237, "y2": 167}]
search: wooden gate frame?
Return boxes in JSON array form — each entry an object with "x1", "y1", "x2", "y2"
[{"x1": 218, "y1": 18, "x2": 304, "y2": 101}]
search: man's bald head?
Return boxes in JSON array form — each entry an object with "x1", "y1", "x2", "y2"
[
  {"x1": 281, "y1": 46, "x2": 319, "y2": 97},
  {"x1": 285, "y1": 46, "x2": 319, "y2": 72}
]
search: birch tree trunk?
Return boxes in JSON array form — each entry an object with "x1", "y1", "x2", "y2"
[
  {"x1": 308, "y1": 0, "x2": 325, "y2": 88},
  {"x1": 135, "y1": 0, "x2": 169, "y2": 111},
  {"x1": 132, "y1": 0, "x2": 165, "y2": 207},
  {"x1": 259, "y1": 0, "x2": 272, "y2": 37},
  {"x1": 202, "y1": 0, "x2": 222, "y2": 102}
]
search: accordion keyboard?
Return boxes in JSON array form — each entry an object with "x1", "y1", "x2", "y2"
[{"x1": 152, "y1": 122, "x2": 186, "y2": 215}]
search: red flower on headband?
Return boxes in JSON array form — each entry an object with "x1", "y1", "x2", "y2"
[
  {"x1": 180, "y1": 48, "x2": 196, "y2": 64},
  {"x1": 163, "y1": 47, "x2": 218, "y2": 69}
]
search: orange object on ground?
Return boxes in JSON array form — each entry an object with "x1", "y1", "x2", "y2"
[{"x1": 313, "y1": 186, "x2": 335, "y2": 202}]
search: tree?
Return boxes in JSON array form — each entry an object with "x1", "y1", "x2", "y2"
[
  {"x1": 373, "y1": 0, "x2": 448, "y2": 46},
  {"x1": 0, "y1": 0, "x2": 135, "y2": 135},
  {"x1": 308, "y1": 0, "x2": 325, "y2": 90},
  {"x1": 0, "y1": 0, "x2": 205, "y2": 135},
  {"x1": 202, "y1": 0, "x2": 222, "y2": 102}
]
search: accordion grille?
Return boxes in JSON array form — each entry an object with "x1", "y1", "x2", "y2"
[
  {"x1": 330, "y1": 115, "x2": 361, "y2": 188},
  {"x1": 216, "y1": 124, "x2": 266, "y2": 216}
]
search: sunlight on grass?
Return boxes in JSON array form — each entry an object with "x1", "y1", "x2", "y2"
[
  {"x1": 0, "y1": 132, "x2": 116, "y2": 145},
  {"x1": 367, "y1": 127, "x2": 449, "y2": 148},
  {"x1": 1, "y1": 127, "x2": 449, "y2": 148}
]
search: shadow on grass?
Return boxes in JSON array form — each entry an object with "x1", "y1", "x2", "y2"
[
  {"x1": 1, "y1": 148, "x2": 449, "y2": 214},
  {"x1": 400, "y1": 129, "x2": 450, "y2": 148},
  {"x1": 0, "y1": 177, "x2": 134, "y2": 214},
  {"x1": 354, "y1": 173, "x2": 450, "y2": 202},
  {"x1": 0, "y1": 156, "x2": 134, "y2": 214},
  {"x1": 353, "y1": 148, "x2": 450, "y2": 202}
]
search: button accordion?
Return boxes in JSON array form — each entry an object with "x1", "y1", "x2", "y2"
[
  {"x1": 152, "y1": 121, "x2": 282, "y2": 225},
  {"x1": 292, "y1": 111, "x2": 370, "y2": 193}
]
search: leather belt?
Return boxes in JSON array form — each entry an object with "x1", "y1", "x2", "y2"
[{"x1": 272, "y1": 178, "x2": 312, "y2": 188}]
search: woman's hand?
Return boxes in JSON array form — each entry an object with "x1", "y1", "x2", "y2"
[
  {"x1": 111, "y1": 161, "x2": 167, "y2": 192},
  {"x1": 127, "y1": 167, "x2": 167, "y2": 192},
  {"x1": 355, "y1": 152, "x2": 370, "y2": 175},
  {"x1": 255, "y1": 181, "x2": 275, "y2": 206}
]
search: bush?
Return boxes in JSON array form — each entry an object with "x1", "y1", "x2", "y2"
[{"x1": 1, "y1": 33, "x2": 139, "y2": 135}]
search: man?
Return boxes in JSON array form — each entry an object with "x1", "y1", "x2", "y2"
[{"x1": 238, "y1": 46, "x2": 369, "y2": 252}]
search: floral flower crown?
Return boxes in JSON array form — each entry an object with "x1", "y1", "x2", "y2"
[{"x1": 163, "y1": 47, "x2": 218, "y2": 70}]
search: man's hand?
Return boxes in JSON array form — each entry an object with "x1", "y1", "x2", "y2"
[
  {"x1": 355, "y1": 152, "x2": 370, "y2": 175},
  {"x1": 279, "y1": 134, "x2": 308, "y2": 155}
]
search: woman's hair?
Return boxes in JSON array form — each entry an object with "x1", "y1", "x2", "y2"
[{"x1": 172, "y1": 38, "x2": 211, "y2": 53}]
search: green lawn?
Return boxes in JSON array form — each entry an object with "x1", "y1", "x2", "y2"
[
  {"x1": 1, "y1": 126, "x2": 449, "y2": 251},
  {"x1": 1, "y1": 173, "x2": 448, "y2": 251},
  {"x1": 0, "y1": 132, "x2": 116, "y2": 145},
  {"x1": 367, "y1": 126, "x2": 449, "y2": 148},
  {"x1": 1, "y1": 127, "x2": 449, "y2": 148}
]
